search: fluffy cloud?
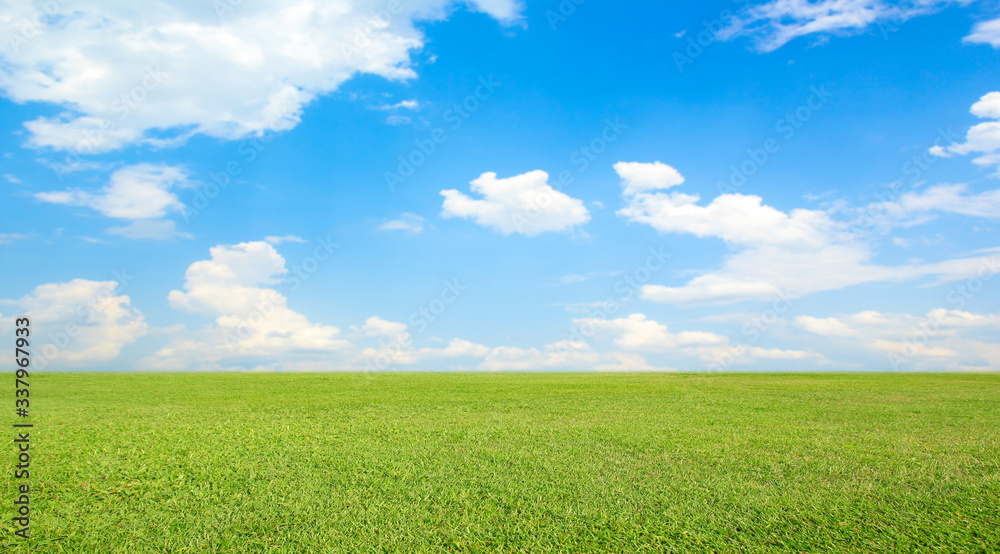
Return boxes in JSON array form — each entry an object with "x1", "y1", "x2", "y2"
[
  {"x1": 34, "y1": 163, "x2": 192, "y2": 239},
  {"x1": 160, "y1": 241, "x2": 350, "y2": 364},
  {"x1": 0, "y1": 279, "x2": 147, "y2": 366},
  {"x1": 35, "y1": 163, "x2": 187, "y2": 219},
  {"x1": 965, "y1": 16, "x2": 1000, "y2": 47},
  {"x1": 577, "y1": 313, "x2": 727, "y2": 352},
  {"x1": 475, "y1": 313, "x2": 823, "y2": 371},
  {"x1": 356, "y1": 316, "x2": 410, "y2": 339},
  {"x1": 613, "y1": 161, "x2": 685, "y2": 195},
  {"x1": 619, "y1": 179, "x2": 836, "y2": 249},
  {"x1": 616, "y1": 161, "x2": 1000, "y2": 304},
  {"x1": 0, "y1": 0, "x2": 521, "y2": 152},
  {"x1": 572, "y1": 312, "x2": 822, "y2": 368},
  {"x1": 933, "y1": 92, "x2": 1000, "y2": 176},
  {"x1": 795, "y1": 308, "x2": 1000, "y2": 370},
  {"x1": 441, "y1": 170, "x2": 590, "y2": 236},
  {"x1": 719, "y1": 0, "x2": 970, "y2": 52},
  {"x1": 357, "y1": 315, "x2": 721, "y2": 371},
  {"x1": 358, "y1": 318, "x2": 489, "y2": 368},
  {"x1": 421, "y1": 338, "x2": 492, "y2": 358}
]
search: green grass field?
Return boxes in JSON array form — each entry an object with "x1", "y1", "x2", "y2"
[{"x1": 5, "y1": 373, "x2": 1000, "y2": 553}]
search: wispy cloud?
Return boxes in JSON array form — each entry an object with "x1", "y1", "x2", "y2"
[{"x1": 377, "y1": 213, "x2": 425, "y2": 235}]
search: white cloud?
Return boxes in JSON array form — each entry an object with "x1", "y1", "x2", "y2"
[
  {"x1": 567, "y1": 312, "x2": 823, "y2": 368},
  {"x1": 466, "y1": 0, "x2": 523, "y2": 22},
  {"x1": 377, "y1": 213, "x2": 424, "y2": 234},
  {"x1": 971, "y1": 92, "x2": 1000, "y2": 119},
  {"x1": 265, "y1": 235, "x2": 307, "y2": 246},
  {"x1": 744, "y1": 346, "x2": 818, "y2": 360},
  {"x1": 935, "y1": 92, "x2": 1000, "y2": 176},
  {"x1": 385, "y1": 115, "x2": 412, "y2": 126},
  {"x1": 161, "y1": 241, "x2": 350, "y2": 362},
  {"x1": 0, "y1": 233, "x2": 29, "y2": 244},
  {"x1": 0, "y1": 0, "x2": 521, "y2": 152},
  {"x1": 24, "y1": 115, "x2": 145, "y2": 153},
  {"x1": 795, "y1": 308, "x2": 1000, "y2": 370},
  {"x1": 478, "y1": 342, "x2": 606, "y2": 371},
  {"x1": 35, "y1": 163, "x2": 193, "y2": 239},
  {"x1": 616, "y1": 161, "x2": 1000, "y2": 304},
  {"x1": 593, "y1": 352, "x2": 675, "y2": 372},
  {"x1": 4, "y1": 174, "x2": 21, "y2": 184},
  {"x1": 884, "y1": 183, "x2": 1000, "y2": 220},
  {"x1": 375, "y1": 99, "x2": 420, "y2": 111},
  {"x1": 358, "y1": 318, "x2": 489, "y2": 368},
  {"x1": 420, "y1": 338, "x2": 491, "y2": 358},
  {"x1": 869, "y1": 340, "x2": 958, "y2": 358},
  {"x1": 441, "y1": 170, "x2": 590, "y2": 236},
  {"x1": 578, "y1": 313, "x2": 727, "y2": 352},
  {"x1": 794, "y1": 315, "x2": 862, "y2": 337},
  {"x1": 356, "y1": 316, "x2": 409, "y2": 338},
  {"x1": 551, "y1": 271, "x2": 621, "y2": 286},
  {"x1": 613, "y1": 161, "x2": 685, "y2": 195},
  {"x1": 555, "y1": 274, "x2": 589, "y2": 286},
  {"x1": 618, "y1": 164, "x2": 836, "y2": 248},
  {"x1": 476, "y1": 325, "x2": 732, "y2": 372},
  {"x1": 965, "y1": 16, "x2": 1000, "y2": 47},
  {"x1": 719, "y1": 0, "x2": 969, "y2": 53},
  {"x1": 35, "y1": 164, "x2": 188, "y2": 219},
  {"x1": 0, "y1": 279, "x2": 147, "y2": 365}
]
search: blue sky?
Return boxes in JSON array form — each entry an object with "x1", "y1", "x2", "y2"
[{"x1": 1, "y1": 0, "x2": 999, "y2": 372}]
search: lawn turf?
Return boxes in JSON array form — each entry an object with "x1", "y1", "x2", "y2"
[{"x1": 4, "y1": 372, "x2": 1000, "y2": 552}]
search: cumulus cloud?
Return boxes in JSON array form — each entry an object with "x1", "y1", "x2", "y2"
[
  {"x1": 358, "y1": 318, "x2": 490, "y2": 369},
  {"x1": 0, "y1": 279, "x2": 147, "y2": 366},
  {"x1": 158, "y1": 241, "x2": 350, "y2": 365},
  {"x1": 718, "y1": 0, "x2": 970, "y2": 52},
  {"x1": 0, "y1": 0, "x2": 521, "y2": 152},
  {"x1": 377, "y1": 213, "x2": 425, "y2": 234},
  {"x1": 569, "y1": 312, "x2": 823, "y2": 368},
  {"x1": 34, "y1": 163, "x2": 192, "y2": 239},
  {"x1": 934, "y1": 92, "x2": 1000, "y2": 176},
  {"x1": 577, "y1": 313, "x2": 727, "y2": 352},
  {"x1": 616, "y1": 161, "x2": 1000, "y2": 304},
  {"x1": 440, "y1": 170, "x2": 590, "y2": 236}
]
